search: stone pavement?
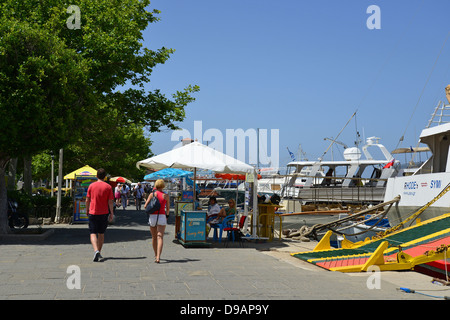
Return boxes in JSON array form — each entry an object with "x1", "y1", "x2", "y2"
[{"x1": 0, "y1": 206, "x2": 445, "y2": 304}]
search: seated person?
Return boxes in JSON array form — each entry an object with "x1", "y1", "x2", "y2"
[
  {"x1": 218, "y1": 199, "x2": 236, "y2": 219},
  {"x1": 207, "y1": 196, "x2": 221, "y2": 224}
]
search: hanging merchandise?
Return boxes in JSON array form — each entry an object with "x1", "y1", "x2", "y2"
[{"x1": 72, "y1": 174, "x2": 97, "y2": 223}]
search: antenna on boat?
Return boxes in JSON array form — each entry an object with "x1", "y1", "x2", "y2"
[
  {"x1": 407, "y1": 87, "x2": 450, "y2": 169},
  {"x1": 395, "y1": 31, "x2": 450, "y2": 151},
  {"x1": 297, "y1": 144, "x2": 308, "y2": 161},
  {"x1": 318, "y1": 110, "x2": 357, "y2": 162}
]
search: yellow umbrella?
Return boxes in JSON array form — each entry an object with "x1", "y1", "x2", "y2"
[{"x1": 64, "y1": 165, "x2": 97, "y2": 180}]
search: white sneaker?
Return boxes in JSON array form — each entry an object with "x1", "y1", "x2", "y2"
[{"x1": 93, "y1": 251, "x2": 101, "y2": 262}]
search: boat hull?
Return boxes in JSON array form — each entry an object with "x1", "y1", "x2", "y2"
[
  {"x1": 335, "y1": 224, "x2": 387, "y2": 245},
  {"x1": 384, "y1": 172, "x2": 450, "y2": 226}
]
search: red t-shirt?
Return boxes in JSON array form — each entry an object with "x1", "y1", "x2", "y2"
[
  {"x1": 87, "y1": 180, "x2": 114, "y2": 215},
  {"x1": 153, "y1": 190, "x2": 167, "y2": 215}
]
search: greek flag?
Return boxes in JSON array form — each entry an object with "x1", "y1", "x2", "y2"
[{"x1": 287, "y1": 147, "x2": 296, "y2": 161}]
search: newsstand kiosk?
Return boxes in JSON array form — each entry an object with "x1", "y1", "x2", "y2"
[{"x1": 72, "y1": 174, "x2": 97, "y2": 223}]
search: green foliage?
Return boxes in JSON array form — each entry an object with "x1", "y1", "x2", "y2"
[
  {"x1": 7, "y1": 189, "x2": 73, "y2": 218},
  {"x1": 62, "y1": 121, "x2": 153, "y2": 181},
  {"x1": 0, "y1": 17, "x2": 90, "y2": 159},
  {"x1": 0, "y1": 0, "x2": 199, "y2": 232},
  {"x1": 7, "y1": 190, "x2": 33, "y2": 210},
  {"x1": 0, "y1": 0, "x2": 199, "y2": 161}
]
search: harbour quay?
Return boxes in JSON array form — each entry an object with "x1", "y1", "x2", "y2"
[{"x1": 0, "y1": 206, "x2": 441, "y2": 304}]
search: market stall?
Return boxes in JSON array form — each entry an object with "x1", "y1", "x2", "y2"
[
  {"x1": 136, "y1": 141, "x2": 258, "y2": 244},
  {"x1": 63, "y1": 165, "x2": 97, "y2": 197},
  {"x1": 72, "y1": 174, "x2": 97, "y2": 223},
  {"x1": 64, "y1": 165, "x2": 97, "y2": 180}
]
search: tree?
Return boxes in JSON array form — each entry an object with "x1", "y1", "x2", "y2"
[
  {"x1": 0, "y1": 0, "x2": 199, "y2": 233},
  {"x1": 0, "y1": 19, "x2": 91, "y2": 233},
  {"x1": 56, "y1": 118, "x2": 154, "y2": 182}
]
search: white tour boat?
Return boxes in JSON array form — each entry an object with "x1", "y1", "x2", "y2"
[{"x1": 384, "y1": 95, "x2": 450, "y2": 226}]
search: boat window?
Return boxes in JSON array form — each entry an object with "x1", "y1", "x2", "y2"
[{"x1": 438, "y1": 135, "x2": 450, "y2": 172}]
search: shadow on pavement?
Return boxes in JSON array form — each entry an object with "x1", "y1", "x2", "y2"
[
  {"x1": 100, "y1": 256, "x2": 147, "y2": 262},
  {"x1": 1, "y1": 207, "x2": 299, "y2": 252},
  {"x1": 0, "y1": 208, "x2": 154, "y2": 246}
]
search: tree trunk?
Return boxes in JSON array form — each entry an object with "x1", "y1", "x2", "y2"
[
  {"x1": 23, "y1": 157, "x2": 32, "y2": 194},
  {"x1": 0, "y1": 157, "x2": 11, "y2": 234},
  {"x1": 55, "y1": 148, "x2": 63, "y2": 223},
  {"x1": 7, "y1": 158, "x2": 17, "y2": 191}
]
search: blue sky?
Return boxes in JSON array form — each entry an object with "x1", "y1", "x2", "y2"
[{"x1": 139, "y1": 0, "x2": 450, "y2": 169}]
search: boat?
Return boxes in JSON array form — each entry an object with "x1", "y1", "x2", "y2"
[
  {"x1": 276, "y1": 130, "x2": 405, "y2": 245},
  {"x1": 277, "y1": 134, "x2": 400, "y2": 245},
  {"x1": 289, "y1": 88, "x2": 450, "y2": 278},
  {"x1": 279, "y1": 196, "x2": 398, "y2": 247},
  {"x1": 281, "y1": 136, "x2": 399, "y2": 205},
  {"x1": 333, "y1": 214, "x2": 390, "y2": 247},
  {"x1": 276, "y1": 132, "x2": 399, "y2": 245},
  {"x1": 384, "y1": 93, "x2": 450, "y2": 227}
]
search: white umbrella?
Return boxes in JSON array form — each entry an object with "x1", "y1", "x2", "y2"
[
  {"x1": 136, "y1": 141, "x2": 259, "y2": 237},
  {"x1": 136, "y1": 141, "x2": 254, "y2": 174}
]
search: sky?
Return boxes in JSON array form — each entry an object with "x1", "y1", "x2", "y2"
[{"x1": 137, "y1": 0, "x2": 450, "y2": 170}]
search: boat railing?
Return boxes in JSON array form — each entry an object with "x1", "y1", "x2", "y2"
[
  {"x1": 427, "y1": 101, "x2": 450, "y2": 127},
  {"x1": 281, "y1": 174, "x2": 388, "y2": 188},
  {"x1": 280, "y1": 174, "x2": 388, "y2": 204}
]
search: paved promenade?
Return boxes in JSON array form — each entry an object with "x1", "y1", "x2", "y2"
[{"x1": 0, "y1": 206, "x2": 444, "y2": 305}]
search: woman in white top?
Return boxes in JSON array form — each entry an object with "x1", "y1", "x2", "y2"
[{"x1": 207, "y1": 196, "x2": 221, "y2": 224}]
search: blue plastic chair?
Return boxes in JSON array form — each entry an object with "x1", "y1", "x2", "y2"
[
  {"x1": 209, "y1": 215, "x2": 235, "y2": 242},
  {"x1": 206, "y1": 214, "x2": 219, "y2": 239}
]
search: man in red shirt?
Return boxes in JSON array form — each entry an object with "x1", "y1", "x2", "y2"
[{"x1": 86, "y1": 168, "x2": 114, "y2": 262}]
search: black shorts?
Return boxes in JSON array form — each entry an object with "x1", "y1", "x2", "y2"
[{"x1": 88, "y1": 214, "x2": 109, "y2": 234}]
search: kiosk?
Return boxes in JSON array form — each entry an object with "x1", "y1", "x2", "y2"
[
  {"x1": 175, "y1": 201, "x2": 194, "y2": 239},
  {"x1": 72, "y1": 174, "x2": 96, "y2": 223},
  {"x1": 179, "y1": 210, "x2": 210, "y2": 247}
]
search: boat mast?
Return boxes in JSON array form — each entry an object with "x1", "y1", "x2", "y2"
[{"x1": 318, "y1": 110, "x2": 357, "y2": 162}]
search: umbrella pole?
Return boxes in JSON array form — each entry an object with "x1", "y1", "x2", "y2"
[
  {"x1": 193, "y1": 167, "x2": 197, "y2": 203},
  {"x1": 252, "y1": 169, "x2": 258, "y2": 238},
  {"x1": 235, "y1": 179, "x2": 238, "y2": 209}
]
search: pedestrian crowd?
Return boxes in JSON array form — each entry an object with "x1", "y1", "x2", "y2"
[{"x1": 114, "y1": 181, "x2": 152, "y2": 211}]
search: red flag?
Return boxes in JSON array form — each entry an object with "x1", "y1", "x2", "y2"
[{"x1": 383, "y1": 159, "x2": 395, "y2": 169}]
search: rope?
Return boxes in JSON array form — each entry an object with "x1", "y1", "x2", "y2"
[
  {"x1": 328, "y1": 209, "x2": 389, "y2": 237},
  {"x1": 294, "y1": 196, "x2": 400, "y2": 239},
  {"x1": 397, "y1": 287, "x2": 450, "y2": 299}
]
